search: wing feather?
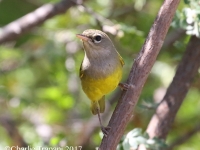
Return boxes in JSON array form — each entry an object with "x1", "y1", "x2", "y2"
[
  {"x1": 79, "y1": 61, "x2": 84, "y2": 79},
  {"x1": 118, "y1": 53, "x2": 124, "y2": 66}
]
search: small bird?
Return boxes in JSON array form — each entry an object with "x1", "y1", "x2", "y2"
[{"x1": 76, "y1": 29, "x2": 125, "y2": 136}]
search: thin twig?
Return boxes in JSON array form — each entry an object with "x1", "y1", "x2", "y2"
[
  {"x1": 163, "y1": 28, "x2": 185, "y2": 49},
  {"x1": 166, "y1": 122, "x2": 200, "y2": 150}
]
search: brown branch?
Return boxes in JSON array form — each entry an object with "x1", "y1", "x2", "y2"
[
  {"x1": 99, "y1": 0, "x2": 180, "y2": 149},
  {"x1": 145, "y1": 36, "x2": 200, "y2": 141},
  {"x1": 0, "y1": 0, "x2": 83, "y2": 44},
  {"x1": 166, "y1": 122, "x2": 200, "y2": 150}
]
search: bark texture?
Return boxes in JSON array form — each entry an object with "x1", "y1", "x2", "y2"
[{"x1": 99, "y1": 0, "x2": 180, "y2": 149}]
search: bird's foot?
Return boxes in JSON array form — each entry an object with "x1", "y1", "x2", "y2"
[
  {"x1": 118, "y1": 83, "x2": 130, "y2": 91},
  {"x1": 101, "y1": 126, "x2": 111, "y2": 137}
]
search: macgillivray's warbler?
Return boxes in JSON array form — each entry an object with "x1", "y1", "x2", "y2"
[{"x1": 76, "y1": 29, "x2": 127, "y2": 136}]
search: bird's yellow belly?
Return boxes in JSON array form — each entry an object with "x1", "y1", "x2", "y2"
[{"x1": 81, "y1": 67, "x2": 122, "y2": 101}]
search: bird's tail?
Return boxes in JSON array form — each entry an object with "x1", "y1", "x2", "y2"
[{"x1": 91, "y1": 95, "x2": 105, "y2": 115}]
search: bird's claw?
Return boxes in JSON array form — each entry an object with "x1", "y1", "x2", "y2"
[
  {"x1": 118, "y1": 83, "x2": 130, "y2": 91},
  {"x1": 101, "y1": 126, "x2": 111, "y2": 137}
]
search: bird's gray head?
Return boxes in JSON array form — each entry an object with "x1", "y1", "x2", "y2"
[{"x1": 76, "y1": 29, "x2": 116, "y2": 58}]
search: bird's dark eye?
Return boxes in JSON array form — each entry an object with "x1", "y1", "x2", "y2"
[{"x1": 93, "y1": 35, "x2": 102, "y2": 43}]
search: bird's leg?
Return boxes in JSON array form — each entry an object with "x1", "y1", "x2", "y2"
[
  {"x1": 96, "y1": 108, "x2": 110, "y2": 137},
  {"x1": 118, "y1": 83, "x2": 130, "y2": 91}
]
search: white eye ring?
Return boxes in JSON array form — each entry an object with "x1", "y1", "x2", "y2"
[{"x1": 93, "y1": 34, "x2": 102, "y2": 43}]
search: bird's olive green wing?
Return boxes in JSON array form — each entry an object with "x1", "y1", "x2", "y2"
[
  {"x1": 118, "y1": 52, "x2": 124, "y2": 66},
  {"x1": 79, "y1": 61, "x2": 84, "y2": 79}
]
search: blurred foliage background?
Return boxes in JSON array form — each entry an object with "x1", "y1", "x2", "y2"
[{"x1": 0, "y1": 0, "x2": 200, "y2": 150}]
